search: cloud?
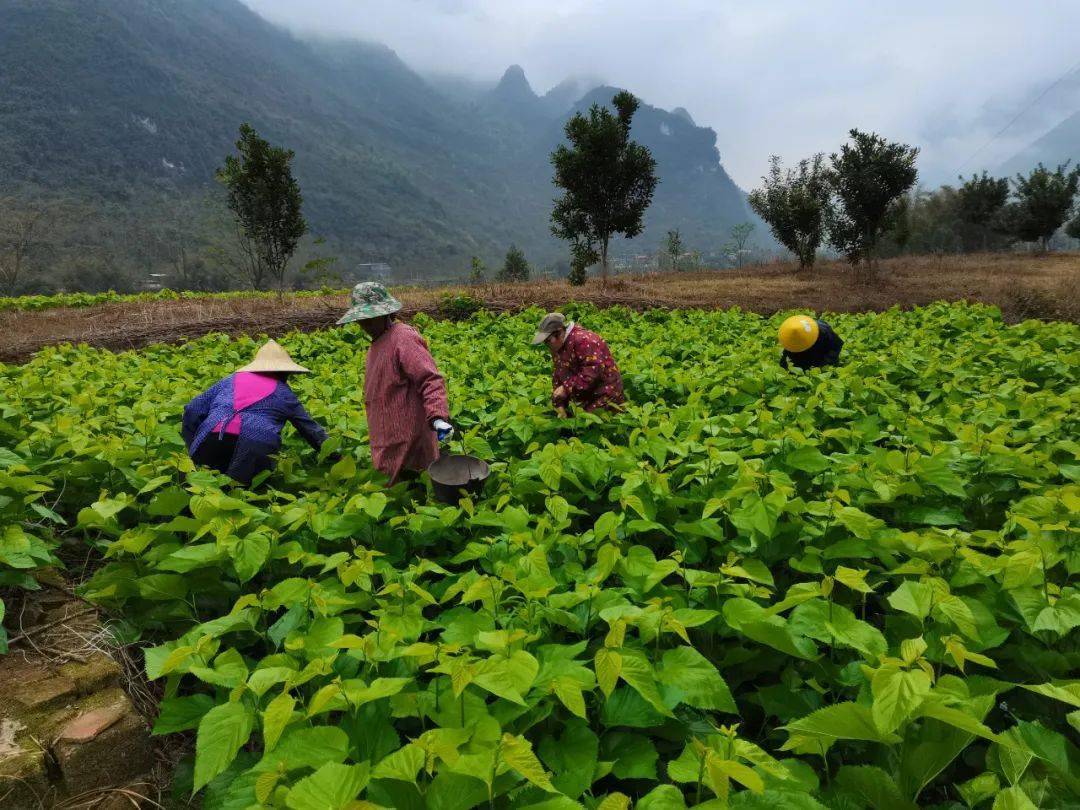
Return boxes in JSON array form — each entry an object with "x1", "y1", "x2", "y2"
[{"x1": 243, "y1": 0, "x2": 1080, "y2": 187}]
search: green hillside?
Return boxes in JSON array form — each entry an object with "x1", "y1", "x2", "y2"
[{"x1": 0, "y1": 0, "x2": 756, "y2": 289}]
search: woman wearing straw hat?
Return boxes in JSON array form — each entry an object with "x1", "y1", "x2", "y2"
[
  {"x1": 337, "y1": 282, "x2": 453, "y2": 484},
  {"x1": 181, "y1": 339, "x2": 329, "y2": 485}
]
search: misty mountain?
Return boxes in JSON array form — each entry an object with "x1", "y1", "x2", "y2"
[
  {"x1": 0, "y1": 0, "x2": 757, "y2": 282},
  {"x1": 999, "y1": 111, "x2": 1080, "y2": 178}
]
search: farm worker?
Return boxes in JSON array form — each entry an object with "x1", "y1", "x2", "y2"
[
  {"x1": 778, "y1": 315, "x2": 844, "y2": 370},
  {"x1": 181, "y1": 340, "x2": 329, "y2": 485},
  {"x1": 532, "y1": 312, "x2": 624, "y2": 417},
  {"x1": 336, "y1": 282, "x2": 453, "y2": 484}
]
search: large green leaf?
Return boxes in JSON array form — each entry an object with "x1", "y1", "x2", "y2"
[
  {"x1": 657, "y1": 646, "x2": 737, "y2": 713},
  {"x1": 835, "y1": 765, "x2": 916, "y2": 810},
  {"x1": 194, "y1": 701, "x2": 254, "y2": 793},
  {"x1": 153, "y1": 694, "x2": 216, "y2": 735},
  {"x1": 285, "y1": 762, "x2": 370, "y2": 810},
  {"x1": 783, "y1": 702, "x2": 902, "y2": 748}
]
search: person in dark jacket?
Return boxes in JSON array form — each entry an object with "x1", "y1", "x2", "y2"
[
  {"x1": 181, "y1": 340, "x2": 329, "y2": 485},
  {"x1": 778, "y1": 315, "x2": 844, "y2": 370}
]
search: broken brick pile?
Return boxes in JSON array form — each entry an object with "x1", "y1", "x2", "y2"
[{"x1": 0, "y1": 590, "x2": 154, "y2": 808}]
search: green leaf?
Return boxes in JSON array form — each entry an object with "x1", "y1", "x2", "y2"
[
  {"x1": 618, "y1": 650, "x2": 674, "y2": 717},
  {"x1": 601, "y1": 732, "x2": 658, "y2": 781},
  {"x1": 835, "y1": 765, "x2": 916, "y2": 810},
  {"x1": 259, "y1": 726, "x2": 350, "y2": 773},
  {"x1": 887, "y1": 581, "x2": 933, "y2": 621},
  {"x1": 552, "y1": 677, "x2": 587, "y2": 719},
  {"x1": 595, "y1": 647, "x2": 622, "y2": 697},
  {"x1": 1020, "y1": 680, "x2": 1080, "y2": 709},
  {"x1": 153, "y1": 694, "x2": 216, "y2": 735},
  {"x1": 788, "y1": 599, "x2": 887, "y2": 659},
  {"x1": 723, "y1": 598, "x2": 818, "y2": 660},
  {"x1": 262, "y1": 691, "x2": 295, "y2": 752},
  {"x1": 232, "y1": 532, "x2": 270, "y2": 583},
  {"x1": 373, "y1": 743, "x2": 426, "y2": 783},
  {"x1": 635, "y1": 785, "x2": 689, "y2": 810},
  {"x1": 872, "y1": 664, "x2": 932, "y2": 735},
  {"x1": 194, "y1": 701, "x2": 254, "y2": 793},
  {"x1": 600, "y1": 686, "x2": 667, "y2": 728},
  {"x1": 991, "y1": 786, "x2": 1038, "y2": 810},
  {"x1": 537, "y1": 719, "x2": 598, "y2": 799},
  {"x1": 833, "y1": 566, "x2": 874, "y2": 594},
  {"x1": 500, "y1": 733, "x2": 556, "y2": 793},
  {"x1": 286, "y1": 762, "x2": 370, "y2": 810},
  {"x1": 783, "y1": 702, "x2": 902, "y2": 748},
  {"x1": 956, "y1": 772, "x2": 1000, "y2": 809},
  {"x1": 1015, "y1": 720, "x2": 1080, "y2": 792},
  {"x1": 784, "y1": 445, "x2": 830, "y2": 473},
  {"x1": 657, "y1": 646, "x2": 737, "y2": 712}
]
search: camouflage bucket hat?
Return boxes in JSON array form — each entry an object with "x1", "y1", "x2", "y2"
[{"x1": 337, "y1": 281, "x2": 402, "y2": 325}]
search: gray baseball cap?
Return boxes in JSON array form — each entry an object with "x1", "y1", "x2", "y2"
[{"x1": 532, "y1": 312, "x2": 567, "y2": 345}]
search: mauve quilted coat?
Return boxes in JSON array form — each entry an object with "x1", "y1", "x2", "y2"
[
  {"x1": 182, "y1": 375, "x2": 327, "y2": 483},
  {"x1": 364, "y1": 322, "x2": 449, "y2": 483}
]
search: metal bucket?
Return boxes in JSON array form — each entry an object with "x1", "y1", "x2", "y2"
[{"x1": 427, "y1": 454, "x2": 490, "y2": 504}]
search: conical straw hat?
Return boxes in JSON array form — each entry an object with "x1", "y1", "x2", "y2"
[{"x1": 236, "y1": 340, "x2": 311, "y2": 374}]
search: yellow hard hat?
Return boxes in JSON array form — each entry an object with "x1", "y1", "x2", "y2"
[{"x1": 779, "y1": 316, "x2": 819, "y2": 353}]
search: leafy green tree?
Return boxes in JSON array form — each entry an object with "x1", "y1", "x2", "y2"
[
  {"x1": 881, "y1": 187, "x2": 962, "y2": 257},
  {"x1": 1065, "y1": 212, "x2": 1080, "y2": 241},
  {"x1": 551, "y1": 91, "x2": 658, "y2": 283},
  {"x1": 748, "y1": 155, "x2": 831, "y2": 271},
  {"x1": 999, "y1": 162, "x2": 1080, "y2": 251},
  {"x1": 827, "y1": 129, "x2": 919, "y2": 275},
  {"x1": 497, "y1": 244, "x2": 529, "y2": 282},
  {"x1": 469, "y1": 256, "x2": 486, "y2": 283},
  {"x1": 956, "y1": 172, "x2": 1009, "y2": 251},
  {"x1": 567, "y1": 241, "x2": 595, "y2": 286},
  {"x1": 665, "y1": 229, "x2": 684, "y2": 272},
  {"x1": 216, "y1": 123, "x2": 307, "y2": 291}
]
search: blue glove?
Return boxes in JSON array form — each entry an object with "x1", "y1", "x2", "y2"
[{"x1": 433, "y1": 419, "x2": 454, "y2": 443}]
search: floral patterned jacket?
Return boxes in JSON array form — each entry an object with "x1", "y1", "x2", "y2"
[{"x1": 551, "y1": 324, "x2": 625, "y2": 413}]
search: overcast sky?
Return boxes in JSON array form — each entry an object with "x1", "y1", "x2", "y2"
[{"x1": 244, "y1": 0, "x2": 1080, "y2": 189}]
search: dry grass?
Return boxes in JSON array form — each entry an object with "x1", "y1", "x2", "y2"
[{"x1": 1, "y1": 252, "x2": 1077, "y2": 363}]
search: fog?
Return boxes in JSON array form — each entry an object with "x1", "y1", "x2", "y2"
[{"x1": 244, "y1": 0, "x2": 1080, "y2": 189}]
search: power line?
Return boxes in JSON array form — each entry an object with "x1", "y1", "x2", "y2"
[{"x1": 955, "y1": 57, "x2": 1080, "y2": 176}]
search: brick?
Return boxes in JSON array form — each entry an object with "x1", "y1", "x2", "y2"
[
  {"x1": 54, "y1": 709, "x2": 152, "y2": 794},
  {"x1": 58, "y1": 703, "x2": 127, "y2": 744},
  {"x1": 12, "y1": 676, "x2": 76, "y2": 710},
  {"x1": 0, "y1": 743, "x2": 52, "y2": 810},
  {"x1": 58, "y1": 654, "x2": 121, "y2": 696}
]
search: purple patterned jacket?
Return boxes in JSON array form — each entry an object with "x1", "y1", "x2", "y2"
[{"x1": 181, "y1": 375, "x2": 327, "y2": 483}]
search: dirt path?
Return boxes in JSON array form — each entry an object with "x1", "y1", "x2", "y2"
[{"x1": 1, "y1": 253, "x2": 1076, "y2": 364}]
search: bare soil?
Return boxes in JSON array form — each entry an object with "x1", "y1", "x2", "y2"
[{"x1": 2, "y1": 252, "x2": 1077, "y2": 364}]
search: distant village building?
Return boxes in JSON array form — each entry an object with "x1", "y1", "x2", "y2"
[
  {"x1": 138, "y1": 273, "x2": 169, "y2": 292},
  {"x1": 345, "y1": 262, "x2": 392, "y2": 282}
]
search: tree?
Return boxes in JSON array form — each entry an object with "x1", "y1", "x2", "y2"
[
  {"x1": 999, "y1": 162, "x2": 1080, "y2": 252},
  {"x1": 1066, "y1": 213, "x2": 1080, "y2": 241},
  {"x1": 0, "y1": 198, "x2": 50, "y2": 295},
  {"x1": 551, "y1": 91, "x2": 658, "y2": 283},
  {"x1": 748, "y1": 155, "x2": 831, "y2": 271},
  {"x1": 216, "y1": 123, "x2": 307, "y2": 291},
  {"x1": 827, "y1": 129, "x2": 919, "y2": 275},
  {"x1": 727, "y1": 222, "x2": 756, "y2": 268},
  {"x1": 567, "y1": 241, "x2": 595, "y2": 286},
  {"x1": 665, "y1": 229, "x2": 684, "y2": 271},
  {"x1": 881, "y1": 186, "x2": 962, "y2": 258},
  {"x1": 469, "y1": 256, "x2": 486, "y2": 283},
  {"x1": 497, "y1": 244, "x2": 529, "y2": 282},
  {"x1": 956, "y1": 171, "x2": 1009, "y2": 251}
]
